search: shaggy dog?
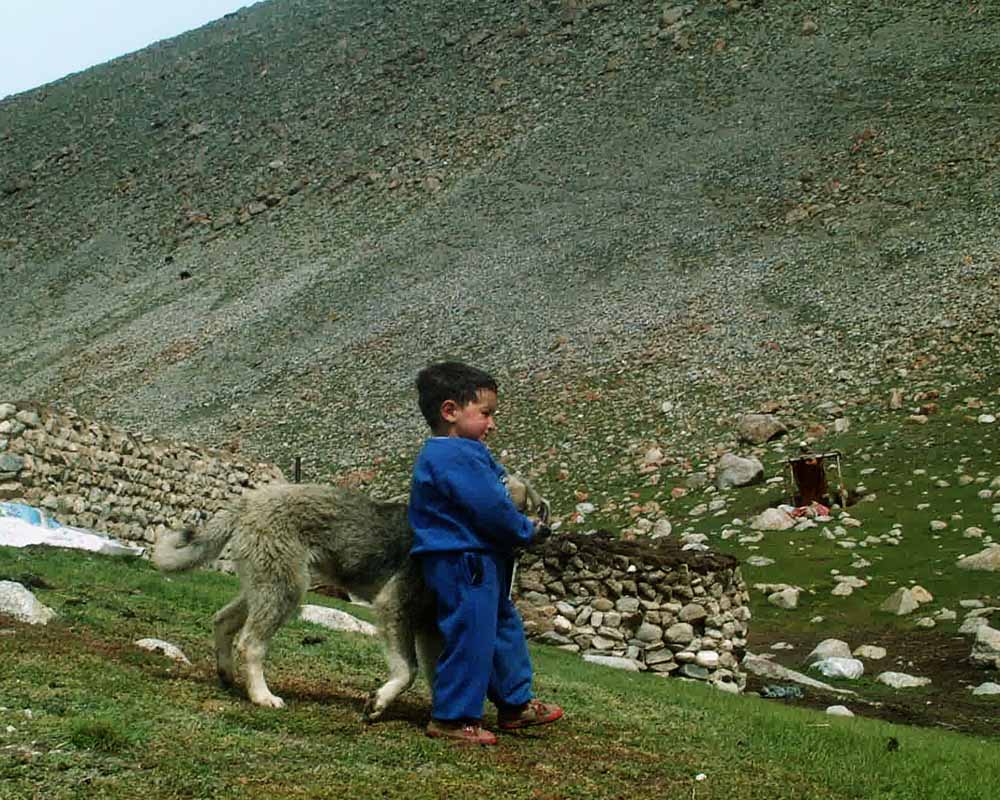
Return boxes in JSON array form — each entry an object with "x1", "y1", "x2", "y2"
[{"x1": 152, "y1": 477, "x2": 548, "y2": 719}]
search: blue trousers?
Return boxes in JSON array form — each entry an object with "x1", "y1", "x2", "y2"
[{"x1": 419, "y1": 550, "x2": 533, "y2": 721}]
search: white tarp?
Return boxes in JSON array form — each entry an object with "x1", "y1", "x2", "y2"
[{"x1": 0, "y1": 502, "x2": 145, "y2": 557}]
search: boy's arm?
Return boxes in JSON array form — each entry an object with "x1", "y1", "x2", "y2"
[{"x1": 436, "y1": 449, "x2": 536, "y2": 549}]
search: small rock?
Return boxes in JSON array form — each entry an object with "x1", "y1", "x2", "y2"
[
  {"x1": 876, "y1": 671, "x2": 931, "y2": 689},
  {"x1": 300, "y1": 605, "x2": 377, "y2": 635},
  {"x1": 805, "y1": 639, "x2": 852, "y2": 664},
  {"x1": 910, "y1": 585, "x2": 933, "y2": 604},
  {"x1": 880, "y1": 588, "x2": 919, "y2": 616},
  {"x1": 853, "y1": 645, "x2": 887, "y2": 660},
  {"x1": 716, "y1": 453, "x2": 764, "y2": 489},
  {"x1": 826, "y1": 705, "x2": 854, "y2": 717},
  {"x1": 583, "y1": 654, "x2": 642, "y2": 672},
  {"x1": 737, "y1": 414, "x2": 787, "y2": 444},
  {"x1": 134, "y1": 638, "x2": 191, "y2": 664},
  {"x1": 970, "y1": 625, "x2": 1000, "y2": 669},
  {"x1": 751, "y1": 508, "x2": 795, "y2": 531},
  {"x1": 810, "y1": 657, "x2": 864, "y2": 680},
  {"x1": 768, "y1": 587, "x2": 800, "y2": 610}
]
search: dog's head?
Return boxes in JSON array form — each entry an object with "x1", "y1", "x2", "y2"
[{"x1": 506, "y1": 474, "x2": 551, "y2": 524}]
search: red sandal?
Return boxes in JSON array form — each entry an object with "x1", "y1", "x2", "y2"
[
  {"x1": 426, "y1": 719, "x2": 498, "y2": 745},
  {"x1": 497, "y1": 699, "x2": 564, "y2": 731}
]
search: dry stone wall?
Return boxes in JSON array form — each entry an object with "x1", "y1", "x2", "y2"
[
  {"x1": 516, "y1": 532, "x2": 751, "y2": 691},
  {"x1": 0, "y1": 401, "x2": 283, "y2": 543}
]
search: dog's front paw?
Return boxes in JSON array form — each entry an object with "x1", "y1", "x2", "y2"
[
  {"x1": 362, "y1": 693, "x2": 383, "y2": 723},
  {"x1": 251, "y1": 691, "x2": 286, "y2": 709}
]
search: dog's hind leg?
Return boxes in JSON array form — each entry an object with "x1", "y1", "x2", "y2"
[
  {"x1": 414, "y1": 624, "x2": 442, "y2": 691},
  {"x1": 213, "y1": 594, "x2": 248, "y2": 688},
  {"x1": 237, "y1": 576, "x2": 306, "y2": 709},
  {"x1": 364, "y1": 581, "x2": 419, "y2": 721}
]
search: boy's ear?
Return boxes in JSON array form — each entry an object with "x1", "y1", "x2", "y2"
[{"x1": 440, "y1": 399, "x2": 459, "y2": 422}]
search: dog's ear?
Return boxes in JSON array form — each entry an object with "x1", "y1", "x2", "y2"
[
  {"x1": 507, "y1": 474, "x2": 551, "y2": 522},
  {"x1": 506, "y1": 475, "x2": 528, "y2": 510}
]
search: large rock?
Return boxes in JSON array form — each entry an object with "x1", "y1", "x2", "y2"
[
  {"x1": 664, "y1": 622, "x2": 695, "y2": 644},
  {"x1": 768, "y1": 587, "x2": 800, "y2": 609},
  {"x1": 970, "y1": 625, "x2": 1000, "y2": 669},
  {"x1": 742, "y1": 654, "x2": 855, "y2": 695},
  {"x1": 300, "y1": 604, "x2": 377, "y2": 635},
  {"x1": 0, "y1": 581, "x2": 56, "y2": 624},
  {"x1": 737, "y1": 414, "x2": 787, "y2": 444},
  {"x1": 751, "y1": 508, "x2": 796, "y2": 531},
  {"x1": 716, "y1": 453, "x2": 764, "y2": 489},
  {"x1": 880, "y1": 587, "x2": 919, "y2": 616},
  {"x1": 805, "y1": 639, "x2": 852, "y2": 664},
  {"x1": 957, "y1": 546, "x2": 1000, "y2": 572}
]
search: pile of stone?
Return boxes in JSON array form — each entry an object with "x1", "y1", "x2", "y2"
[
  {"x1": 0, "y1": 401, "x2": 282, "y2": 544},
  {"x1": 515, "y1": 531, "x2": 750, "y2": 693}
]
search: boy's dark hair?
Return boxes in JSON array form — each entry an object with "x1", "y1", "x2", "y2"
[{"x1": 416, "y1": 362, "x2": 498, "y2": 430}]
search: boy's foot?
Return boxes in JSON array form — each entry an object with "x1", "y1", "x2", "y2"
[
  {"x1": 426, "y1": 719, "x2": 498, "y2": 745},
  {"x1": 497, "y1": 699, "x2": 564, "y2": 730}
]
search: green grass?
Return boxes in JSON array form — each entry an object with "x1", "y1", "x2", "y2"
[{"x1": 1, "y1": 545, "x2": 998, "y2": 800}]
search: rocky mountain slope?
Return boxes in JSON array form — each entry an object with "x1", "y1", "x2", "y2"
[{"x1": 1, "y1": 0, "x2": 997, "y2": 495}]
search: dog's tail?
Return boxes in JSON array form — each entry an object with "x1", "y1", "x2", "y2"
[{"x1": 152, "y1": 510, "x2": 237, "y2": 572}]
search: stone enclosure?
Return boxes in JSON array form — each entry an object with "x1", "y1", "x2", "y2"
[
  {"x1": 517, "y1": 532, "x2": 750, "y2": 692},
  {"x1": 1, "y1": 401, "x2": 751, "y2": 689}
]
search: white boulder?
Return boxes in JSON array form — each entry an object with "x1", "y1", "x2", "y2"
[
  {"x1": 876, "y1": 671, "x2": 931, "y2": 689},
  {"x1": 880, "y1": 588, "x2": 919, "y2": 616},
  {"x1": 751, "y1": 508, "x2": 796, "y2": 531},
  {"x1": 970, "y1": 625, "x2": 1000, "y2": 669},
  {"x1": 957, "y1": 546, "x2": 1000, "y2": 572},
  {"x1": 809, "y1": 657, "x2": 864, "y2": 680},
  {"x1": 300, "y1": 604, "x2": 377, "y2": 635},
  {"x1": 0, "y1": 581, "x2": 56, "y2": 625}
]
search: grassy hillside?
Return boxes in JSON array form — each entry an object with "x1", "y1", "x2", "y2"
[{"x1": 1, "y1": 545, "x2": 998, "y2": 800}]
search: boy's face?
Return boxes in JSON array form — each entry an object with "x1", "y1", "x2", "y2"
[{"x1": 440, "y1": 389, "x2": 498, "y2": 442}]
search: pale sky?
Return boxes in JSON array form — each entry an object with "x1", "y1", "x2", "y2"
[{"x1": 0, "y1": 1, "x2": 265, "y2": 100}]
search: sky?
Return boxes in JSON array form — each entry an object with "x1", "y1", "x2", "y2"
[{"x1": 0, "y1": 1, "x2": 262, "y2": 100}]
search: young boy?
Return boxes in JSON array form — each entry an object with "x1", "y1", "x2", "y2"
[{"x1": 409, "y1": 361, "x2": 563, "y2": 745}]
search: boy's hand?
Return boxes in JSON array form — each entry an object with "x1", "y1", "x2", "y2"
[{"x1": 533, "y1": 521, "x2": 553, "y2": 544}]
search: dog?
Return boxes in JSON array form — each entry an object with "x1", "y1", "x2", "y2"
[{"x1": 152, "y1": 475, "x2": 549, "y2": 719}]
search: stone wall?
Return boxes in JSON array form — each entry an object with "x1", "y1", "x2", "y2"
[
  {"x1": 0, "y1": 401, "x2": 283, "y2": 543},
  {"x1": 516, "y1": 532, "x2": 750, "y2": 691}
]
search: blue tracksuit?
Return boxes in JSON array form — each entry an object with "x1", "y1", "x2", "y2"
[{"x1": 409, "y1": 437, "x2": 536, "y2": 721}]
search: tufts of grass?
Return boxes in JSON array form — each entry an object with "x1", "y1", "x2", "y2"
[{"x1": 66, "y1": 717, "x2": 144, "y2": 754}]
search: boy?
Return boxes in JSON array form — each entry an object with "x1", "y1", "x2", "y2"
[{"x1": 409, "y1": 361, "x2": 563, "y2": 745}]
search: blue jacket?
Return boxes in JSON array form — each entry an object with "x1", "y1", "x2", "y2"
[{"x1": 408, "y1": 437, "x2": 535, "y2": 556}]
